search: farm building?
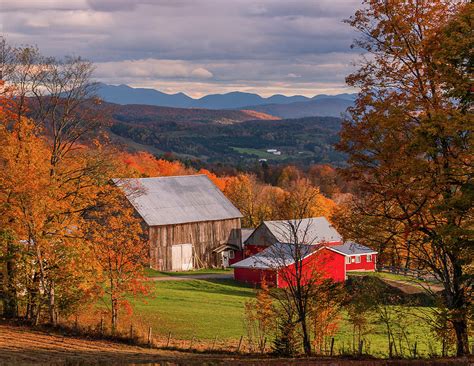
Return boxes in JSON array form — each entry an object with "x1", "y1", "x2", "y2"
[
  {"x1": 233, "y1": 217, "x2": 378, "y2": 286},
  {"x1": 232, "y1": 242, "x2": 346, "y2": 288},
  {"x1": 243, "y1": 217, "x2": 343, "y2": 257},
  {"x1": 116, "y1": 175, "x2": 243, "y2": 271},
  {"x1": 329, "y1": 241, "x2": 377, "y2": 272}
]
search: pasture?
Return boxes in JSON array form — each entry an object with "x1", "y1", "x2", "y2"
[{"x1": 124, "y1": 275, "x2": 448, "y2": 358}]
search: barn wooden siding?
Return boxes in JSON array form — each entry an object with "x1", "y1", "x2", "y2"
[{"x1": 148, "y1": 218, "x2": 241, "y2": 271}]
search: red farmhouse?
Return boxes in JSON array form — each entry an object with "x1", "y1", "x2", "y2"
[
  {"x1": 232, "y1": 242, "x2": 346, "y2": 288},
  {"x1": 328, "y1": 241, "x2": 377, "y2": 272},
  {"x1": 232, "y1": 217, "x2": 377, "y2": 287}
]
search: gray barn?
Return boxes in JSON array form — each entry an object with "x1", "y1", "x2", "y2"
[{"x1": 117, "y1": 175, "x2": 242, "y2": 271}]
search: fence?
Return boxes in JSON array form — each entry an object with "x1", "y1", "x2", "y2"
[{"x1": 378, "y1": 266, "x2": 438, "y2": 282}]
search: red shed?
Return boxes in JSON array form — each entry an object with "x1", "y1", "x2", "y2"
[
  {"x1": 232, "y1": 243, "x2": 346, "y2": 288},
  {"x1": 327, "y1": 241, "x2": 378, "y2": 272}
]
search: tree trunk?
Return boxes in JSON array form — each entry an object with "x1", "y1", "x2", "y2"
[
  {"x1": 48, "y1": 281, "x2": 57, "y2": 326},
  {"x1": 300, "y1": 316, "x2": 311, "y2": 355},
  {"x1": 34, "y1": 239, "x2": 56, "y2": 326},
  {"x1": 111, "y1": 297, "x2": 118, "y2": 334},
  {"x1": 452, "y1": 317, "x2": 469, "y2": 356},
  {"x1": 3, "y1": 240, "x2": 18, "y2": 318}
]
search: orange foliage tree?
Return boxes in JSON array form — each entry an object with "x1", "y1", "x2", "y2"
[{"x1": 85, "y1": 185, "x2": 149, "y2": 332}]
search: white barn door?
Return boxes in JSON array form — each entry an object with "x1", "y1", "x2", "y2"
[{"x1": 171, "y1": 244, "x2": 193, "y2": 271}]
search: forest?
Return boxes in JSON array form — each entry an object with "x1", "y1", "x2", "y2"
[{"x1": 109, "y1": 104, "x2": 345, "y2": 167}]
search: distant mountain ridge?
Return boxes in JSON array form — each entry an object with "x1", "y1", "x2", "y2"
[{"x1": 96, "y1": 83, "x2": 356, "y2": 118}]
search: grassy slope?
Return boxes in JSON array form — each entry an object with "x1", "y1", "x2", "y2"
[
  {"x1": 129, "y1": 278, "x2": 445, "y2": 357},
  {"x1": 132, "y1": 279, "x2": 254, "y2": 340},
  {"x1": 144, "y1": 268, "x2": 233, "y2": 277}
]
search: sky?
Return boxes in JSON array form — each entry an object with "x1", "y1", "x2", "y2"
[{"x1": 1, "y1": 0, "x2": 364, "y2": 97}]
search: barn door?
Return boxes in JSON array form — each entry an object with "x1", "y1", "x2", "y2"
[{"x1": 171, "y1": 244, "x2": 193, "y2": 271}]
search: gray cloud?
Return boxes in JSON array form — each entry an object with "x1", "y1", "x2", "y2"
[{"x1": 1, "y1": 0, "x2": 363, "y2": 96}]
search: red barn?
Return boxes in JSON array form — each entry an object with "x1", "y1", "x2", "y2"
[
  {"x1": 232, "y1": 243, "x2": 346, "y2": 288},
  {"x1": 327, "y1": 241, "x2": 377, "y2": 272},
  {"x1": 243, "y1": 217, "x2": 343, "y2": 257},
  {"x1": 232, "y1": 217, "x2": 378, "y2": 287}
]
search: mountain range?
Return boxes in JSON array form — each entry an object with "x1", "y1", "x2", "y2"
[{"x1": 96, "y1": 83, "x2": 356, "y2": 118}]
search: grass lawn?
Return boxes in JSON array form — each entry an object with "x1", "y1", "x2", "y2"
[
  {"x1": 348, "y1": 270, "x2": 440, "y2": 286},
  {"x1": 144, "y1": 268, "x2": 233, "y2": 278},
  {"x1": 128, "y1": 278, "x2": 450, "y2": 357},
  {"x1": 132, "y1": 279, "x2": 255, "y2": 340}
]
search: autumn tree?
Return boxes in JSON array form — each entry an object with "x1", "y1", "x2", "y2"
[
  {"x1": 85, "y1": 184, "x2": 149, "y2": 332},
  {"x1": 337, "y1": 1, "x2": 473, "y2": 355},
  {"x1": 0, "y1": 39, "x2": 117, "y2": 325},
  {"x1": 244, "y1": 278, "x2": 275, "y2": 353},
  {"x1": 224, "y1": 174, "x2": 284, "y2": 227}
]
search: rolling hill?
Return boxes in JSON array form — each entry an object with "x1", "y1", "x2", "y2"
[
  {"x1": 96, "y1": 83, "x2": 355, "y2": 117},
  {"x1": 108, "y1": 103, "x2": 279, "y2": 125},
  {"x1": 243, "y1": 96, "x2": 354, "y2": 118},
  {"x1": 106, "y1": 102, "x2": 345, "y2": 167}
]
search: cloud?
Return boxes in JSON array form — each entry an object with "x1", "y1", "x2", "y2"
[
  {"x1": 95, "y1": 59, "x2": 213, "y2": 80},
  {"x1": 1, "y1": 0, "x2": 363, "y2": 96}
]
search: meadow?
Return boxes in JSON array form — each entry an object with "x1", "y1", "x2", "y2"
[{"x1": 124, "y1": 275, "x2": 448, "y2": 358}]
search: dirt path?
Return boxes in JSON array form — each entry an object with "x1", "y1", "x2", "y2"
[
  {"x1": 380, "y1": 278, "x2": 444, "y2": 294},
  {"x1": 149, "y1": 273, "x2": 233, "y2": 281},
  {"x1": 1, "y1": 323, "x2": 471, "y2": 365}
]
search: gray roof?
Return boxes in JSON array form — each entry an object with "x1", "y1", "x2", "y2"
[
  {"x1": 115, "y1": 175, "x2": 242, "y2": 226},
  {"x1": 263, "y1": 217, "x2": 342, "y2": 244},
  {"x1": 232, "y1": 242, "x2": 317, "y2": 269},
  {"x1": 241, "y1": 228, "x2": 255, "y2": 244},
  {"x1": 328, "y1": 241, "x2": 377, "y2": 256}
]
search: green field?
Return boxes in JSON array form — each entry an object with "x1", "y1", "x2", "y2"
[
  {"x1": 129, "y1": 277, "x2": 450, "y2": 357},
  {"x1": 144, "y1": 268, "x2": 233, "y2": 278},
  {"x1": 231, "y1": 147, "x2": 286, "y2": 160}
]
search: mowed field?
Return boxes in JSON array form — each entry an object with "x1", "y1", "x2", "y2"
[{"x1": 124, "y1": 275, "x2": 447, "y2": 358}]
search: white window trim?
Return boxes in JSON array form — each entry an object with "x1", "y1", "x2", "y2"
[
  {"x1": 366, "y1": 254, "x2": 372, "y2": 262},
  {"x1": 355, "y1": 255, "x2": 361, "y2": 263},
  {"x1": 345, "y1": 256, "x2": 351, "y2": 264}
]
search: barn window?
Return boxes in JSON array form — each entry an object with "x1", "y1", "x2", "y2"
[
  {"x1": 345, "y1": 256, "x2": 351, "y2": 264},
  {"x1": 229, "y1": 250, "x2": 235, "y2": 259},
  {"x1": 367, "y1": 254, "x2": 372, "y2": 262},
  {"x1": 355, "y1": 256, "x2": 361, "y2": 263}
]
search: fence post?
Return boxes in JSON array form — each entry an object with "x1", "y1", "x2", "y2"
[
  {"x1": 100, "y1": 317, "x2": 104, "y2": 336},
  {"x1": 166, "y1": 332, "x2": 171, "y2": 348},
  {"x1": 358, "y1": 340, "x2": 363, "y2": 355},
  {"x1": 129, "y1": 324, "x2": 133, "y2": 340},
  {"x1": 148, "y1": 326, "x2": 152, "y2": 346},
  {"x1": 237, "y1": 335, "x2": 243, "y2": 353},
  {"x1": 389, "y1": 341, "x2": 393, "y2": 358},
  {"x1": 261, "y1": 337, "x2": 267, "y2": 354},
  {"x1": 330, "y1": 337, "x2": 334, "y2": 357},
  {"x1": 75, "y1": 315, "x2": 78, "y2": 331}
]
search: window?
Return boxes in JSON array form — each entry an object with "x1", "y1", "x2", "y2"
[
  {"x1": 345, "y1": 256, "x2": 351, "y2": 264},
  {"x1": 229, "y1": 250, "x2": 235, "y2": 259},
  {"x1": 367, "y1": 254, "x2": 372, "y2": 262},
  {"x1": 355, "y1": 256, "x2": 361, "y2": 263}
]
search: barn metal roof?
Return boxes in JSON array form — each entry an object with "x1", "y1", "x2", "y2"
[
  {"x1": 241, "y1": 228, "x2": 255, "y2": 244},
  {"x1": 263, "y1": 217, "x2": 342, "y2": 244},
  {"x1": 231, "y1": 242, "x2": 317, "y2": 269},
  {"x1": 328, "y1": 241, "x2": 377, "y2": 256},
  {"x1": 115, "y1": 175, "x2": 242, "y2": 226}
]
